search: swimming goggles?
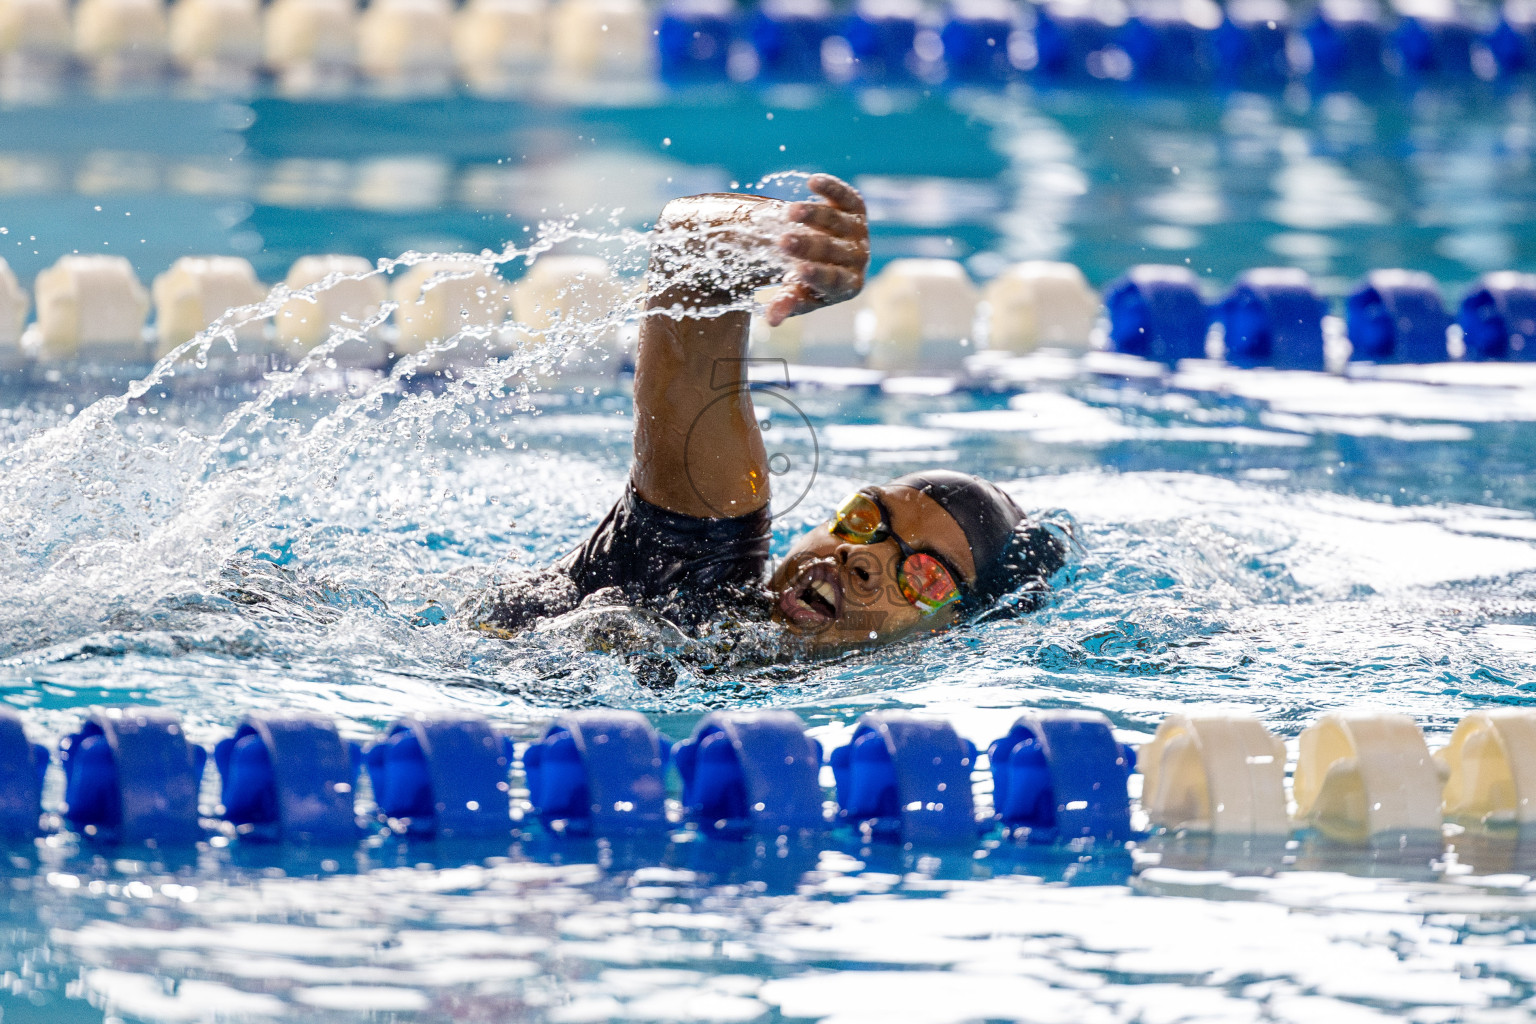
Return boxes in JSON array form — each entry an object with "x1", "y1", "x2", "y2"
[{"x1": 829, "y1": 490, "x2": 964, "y2": 616}]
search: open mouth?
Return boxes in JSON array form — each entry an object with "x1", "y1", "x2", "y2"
[{"x1": 776, "y1": 560, "x2": 842, "y2": 629}]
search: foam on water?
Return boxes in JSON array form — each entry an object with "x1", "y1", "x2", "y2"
[{"x1": 4, "y1": 205, "x2": 1536, "y2": 1020}]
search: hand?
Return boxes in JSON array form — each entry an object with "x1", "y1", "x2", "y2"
[{"x1": 766, "y1": 174, "x2": 870, "y2": 327}]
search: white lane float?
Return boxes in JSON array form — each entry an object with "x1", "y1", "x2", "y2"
[
  {"x1": 509, "y1": 255, "x2": 624, "y2": 347},
  {"x1": 752, "y1": 292, "x2": 866, "y2": 368},
  {"x1": 862, "y1": 257, "x2": 980, "y2": 374},
  {"x1": 151, "y1": 256, "x2": 267, "y2": 358},
  {"x1": 1437, "y1": 709, "x2": 1536, "y2": 827},
  {"x1": 979, "y1": 260, "x2": 1100, "y2": 354},
  {"x1": 0, "y1": 0, "x2": 70, "y2": 66},
  {"x1": 357, "y1": 0, "x2": 454, "y2": 90},
  {"x1": 1292, "y1": 711, "x2": 1446, "y2": 843},
  {"x1": 549, "y1": 0, "x2": 655, "y2": 83},
  {"x1": 454, "y1": 0, "x2": 547, "y2": 92},
  {"x1": 389, "y1": 258, "x2": 509, "y2": 369},
  {"x1": 32, "y1": 254, "x2": 151, "y2": 362},
  {"x1": 168, "y1": 0, "x2": 261, "y2": 83},
  {"x1": 263, "y1": 0, "x2": 357, "y2": 93},
  {"x1": 0, "y1": 256, "x2": 27, "y2": 368},
  {"x1": 275, "y1": 254, "x2": 389, "y2": 365},
  {"x1": 74, "y1": 0, "x2": 168, "y2": 80},
  {"x1": 1138, "y1": 714, "x2": 1290, "y2": 835}
]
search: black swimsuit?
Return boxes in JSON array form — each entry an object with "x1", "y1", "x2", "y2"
[{"x1": 461, "y1": 482, "x2": 773, "y2": 636}]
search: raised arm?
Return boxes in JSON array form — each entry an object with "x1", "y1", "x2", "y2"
[{"x1": 631, "y1": 174, "x2": 869, "y2": 519}]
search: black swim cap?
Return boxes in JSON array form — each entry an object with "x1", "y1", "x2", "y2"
[{"x1": 891, "y1": 470, "x2": 1067, "y2": 617}]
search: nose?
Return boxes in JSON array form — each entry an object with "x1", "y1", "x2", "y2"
[{"x1": 837, "y1": 542, "x2": 888, "y2": 599}]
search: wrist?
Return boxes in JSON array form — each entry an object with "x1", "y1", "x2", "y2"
[{"x1": 646, "y1": 192, "x2": 786, "y2": 312}]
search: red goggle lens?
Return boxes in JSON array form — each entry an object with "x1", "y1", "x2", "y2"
[{"x1": 898, "y1": 552, "x2": 961, "y2": 615}]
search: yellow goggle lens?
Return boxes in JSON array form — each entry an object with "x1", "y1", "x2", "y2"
[{"x1": 830, "y1": 492, "x2": 883, "y2": 542}]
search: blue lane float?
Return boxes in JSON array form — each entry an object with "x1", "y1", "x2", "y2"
[
  {"x1": 750, "y1": 0, "x2": 837, "y2": 83},
  {"x1": 1458, "y1": 272, "x2": 1536, "y2": 362},
  {"x1": 1301, "y1": 0, "x2": 1390, "y2": 86},
  {"x1": 674, "y1": 710, "x2": 824, "y2": 837},
  {"x1": 1213, "y1": 0, "x2": 1292, "y2": 87},
  {"x1": 0, "y1": 710, "x2": 48, "y2": 840},
  {"x1": 1488, "y1": 2, "x2": 1536, "y2": 76},
  {"x1": 1118, "y1": 0, "x2": 1223, "y2": 85},
  {"x1": 940, "y1": 0, "x2": 1023, "y2": 83},
  {"x1": 1105, "y1": 265, "x2": 1209, "y2": 365},
  {"x1": 60, "y1": 708, "x2": 206, "y2": 844},
  {"x1": 658, "y1": 0, "x2": 737, "y2": 83},
  {"x1": 841, "y1": 0, "x2": 923, "y2": 83},
  {"x1": 1389, "y1": 3, "x2": 1477, "y2": 78},
  {"x1": 1346, "y1": 269, "x2": 1450, "y2": 364},
  {"x1": 1219, "y1": 268, "x2": 1327, "y2": 371},
  {"x1": 988, "y1": 710, "x2": 1136, "y2": 844},
  {"x1": 215, "y1": 714, "x2": 360, "y2": 843},
  {"x1": 368, "y1": 715, "x2": 512, "y2": 838},
  {"x1": 830, "y1": 712, "x2": 979, "y2": 845},
  {"x1": 524, "y1": 710, "x2": 669, "y2": 836},
  {"x1": 1032, "y1": 0, "x2": 1124, "y2": 81}
]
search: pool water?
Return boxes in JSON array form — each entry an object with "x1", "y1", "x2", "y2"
[
  {"x1": 3, "y1": 81, "x2": 1536, "y2": 1022},
  {"x1": 3, "y1": 84, "x2": 1535, "y2": 292}
]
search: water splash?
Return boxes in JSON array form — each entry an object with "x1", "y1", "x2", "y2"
[{"x1": 0, "y1": 203, "x2": 799, "y2": 719}]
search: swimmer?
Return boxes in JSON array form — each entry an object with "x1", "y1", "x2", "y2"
[{"x1": 462, "y1": 174, "x2": 1068, "y2": 653}]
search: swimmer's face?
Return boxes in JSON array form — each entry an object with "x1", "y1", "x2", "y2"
[{"x1": 768, "y1": 484, "x2": 978, "y2": 653}]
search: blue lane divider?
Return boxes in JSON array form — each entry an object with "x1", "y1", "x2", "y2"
[
  {"x1": 1033, "y1": 0, "x2": 1123, "y2": 82},
  {"x1": 368, "y1": 715, "x2": 513, "y2": 839},
  {"x1": 1346, "y1": 269, "x2": 1450, "y2": 364},
  {"x1": 1300, "y1": 0, "x2": 1389, "y2": 86},
  {"x1": 1390, "y1": 7, "x2": 1477, "y2": 79},
  {"x1": 842, "y1": 0, "x2": 922, "y2": 84},
  {"x1": 988, "y1": 710, "x2": 1136, "y2": 844},
  {"x1": 21, "y1": 702, "x2": 1536, "y2": 857},
  {"x1": 216, "y1": 714, "x2": 360, "y2": 844},
  {"x1": 1214, "y1": 0, "x2": 1292, "y2": 88},
  {"x1": 674, "y1": 711, "x2": 824, "y2": 837},
  {"x1": 1118, "y1": 0, "x2": 1221, "y2": 85},
  {"x1": 1489, "y1": 4, "x2": 1536, "y2": 76},
  {"x1": 1105, "y1": 265, "x2": 1209, "y2": 366},
  {"x1": 830, "y1": 711, "x2": 979, "y2": 845},
  {"x1": 60, "y1": 708, "x2": 206, "y2": 844},
  {"x1": 658, "y1": 0, "x2": 737, "y2": 83},
  {"x1": 0, "y1": 709, "x2": 48, "y2": 840},
  {"x1": 939, "y1": 0, "x2": 1022, "y2": 84},
  {"x1": 1219, "y1": 268, "x2": 1327, "y2": 371},
  {"x1": 750, "y1": 0, "x2": 837, "y2": 83},
  {"x1": 1459, "y1": 272, "x2": 1536, "y2": 362},
  {"x1": 524, "y1": 710, "x2": 669, "y2": 836}
]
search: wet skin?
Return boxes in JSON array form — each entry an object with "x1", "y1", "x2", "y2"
[
  {"x1": 767, "y1": 484, "x2": 978, "y2": 652},
  {"x1": 633, "y1": 174, "x2": 871, "y2": 520},
  {"x1": 632, "y1": 174, "x2": 982, "y2": 653}
]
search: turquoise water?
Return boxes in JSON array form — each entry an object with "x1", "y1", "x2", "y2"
[
  {"x1": 3, "y1": 81, "x2": 1536, "y2": 1022},
  {"x1": 3, "y1": 84, "x2": 1535, "y2": 293}
]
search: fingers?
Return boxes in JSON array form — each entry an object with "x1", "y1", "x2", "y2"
[
  {"x1": 807, "y1": 173, "x2": 866, "y2": 216},
  {"x1": 765, "y1": 260, "x2": 861, "y2": 325},
  {"x1": 763, "y1": 174, "x2": 869, "y2": 326},
  {"x1": 787, "y1": 201, "x2": 867, "y2": 240},
  {"x1": 779, "y1": 229, "x2": 867, "y2": 270},
  {"x1": 766, "y1": 283, "x2": 817, "y2": 327},
  {"x1": 794, "y1": 261, "x2": 860, "y2": 299}
]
